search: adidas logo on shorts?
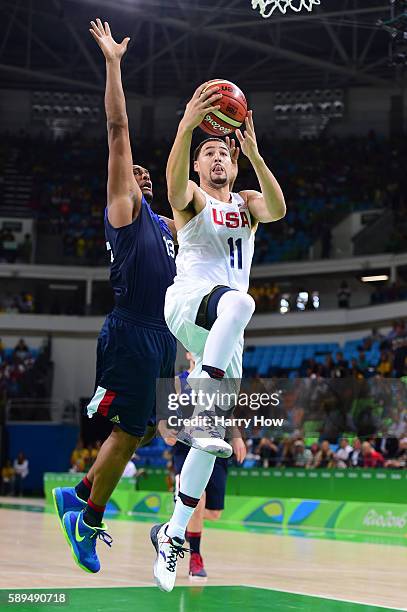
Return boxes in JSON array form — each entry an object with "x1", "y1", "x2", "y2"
[{"x1": 110, "y1": 415, "x2": 120, "y2": 424}]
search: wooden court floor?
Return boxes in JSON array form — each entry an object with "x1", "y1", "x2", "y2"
[{"x1": 1, "y1": 501, "x2": 407, "y2": 611}]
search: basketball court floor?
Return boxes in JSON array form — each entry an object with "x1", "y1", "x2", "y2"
[{"x1": 1, "y1": 497, "x2": 407, "y2": 611}]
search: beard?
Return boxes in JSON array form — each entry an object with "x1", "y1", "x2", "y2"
[{"x1": 211, "y1": 175, "x2": 228, "y2": 186}]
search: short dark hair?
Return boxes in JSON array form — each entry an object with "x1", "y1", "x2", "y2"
[{"x1": 193, "y1": 137, "x2": 229, "y2": 161}]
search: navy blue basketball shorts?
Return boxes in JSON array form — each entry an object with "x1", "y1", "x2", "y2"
[
  {"x1": 195, "y1": 285, "x2": 236, "y2": 331},
  {"x1": 173, "y1": 442, "x2": 228, "y2": 510},
  {"x1": 87, "y1": 309, "x2": 176, "y2": 438}
]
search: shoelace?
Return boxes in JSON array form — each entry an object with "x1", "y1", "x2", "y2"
[
  {"x1": 90, "y1": 529, "x2": 113, "y2": 547},
  {"x1": 166, "y1": 543, "x2": 190, "y2": 573}
]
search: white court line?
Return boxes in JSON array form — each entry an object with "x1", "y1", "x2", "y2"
[{"x1": 241, "y1": 584, "x2": 407, "y2": 611}]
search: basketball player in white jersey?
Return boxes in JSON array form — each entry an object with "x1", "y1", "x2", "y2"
[{"x1": 151, "y1": 82, "x2": 286, "y2": 592}]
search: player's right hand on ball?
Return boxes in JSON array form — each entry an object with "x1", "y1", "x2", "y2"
[
  {"x1": 89, "y1": 18, "x2": 130, "y2": 62},
  {"x1": 180, "y1": 83, "x2": 222, "y2": 132}
]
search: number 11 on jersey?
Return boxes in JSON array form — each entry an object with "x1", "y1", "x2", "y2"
[{"x1": 228, "y1": 237, "x2": 243, "y2": 270}]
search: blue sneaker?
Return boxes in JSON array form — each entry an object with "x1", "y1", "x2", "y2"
[
  {"x1": 52, "y1": 487, "x2": 86, "y2": 525},
  {"x1": 62, "y1": 510, "x2": 112, "y2": 574}
]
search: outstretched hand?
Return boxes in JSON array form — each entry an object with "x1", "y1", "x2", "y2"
[
  {"x1": 235, "y1": 111, "x2": 260, "y2": 161},
  {"x1": 89, "y1": 18, "x2": 130, "y2": 62}
]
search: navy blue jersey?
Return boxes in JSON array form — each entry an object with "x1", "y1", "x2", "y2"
[{"x1": 105, "y1": 197, "x2": 176, "y2": 323}]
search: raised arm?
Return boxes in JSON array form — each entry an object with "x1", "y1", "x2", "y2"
[
  {"x1": 236, "y1": 111, "x2": 286, "y2": 224},
  {"x1": 90, "y1": 19, "x2": 140, "y2": 228},
  {"x1": 166, "y1": 83, "x2": 222, "y2": 211}
]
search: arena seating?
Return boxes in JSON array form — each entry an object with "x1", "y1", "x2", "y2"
[
  {"x1": 2, "y1": 131, "x2": 406, "y2": 265},
  {"x1": 2, "y1": 347, "x2": 39, "y2": 362},
  {"x1": 136, "y1": 437, "x2": 168, "y2": 468},
  {"x1": 243, "y1": 339, "x2": 381, "y2": 375}
]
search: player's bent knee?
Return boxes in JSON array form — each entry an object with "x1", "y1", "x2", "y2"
[
  {"x1": 242, "y1": 293, "x2": 256, "y2": 316},
  {"x1": 112, "y1": 425, "x2": 142, "y2": 452},
  {"x1": 139, "y1": 423, "x2": 157, "y2": 448},
  {"x1": 229, "y1": 292, "x2": 256, "y2": 324}
]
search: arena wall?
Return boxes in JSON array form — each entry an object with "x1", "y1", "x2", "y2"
[{"x1": 0, "y1": 299, "x2": 404, "y2": 404}]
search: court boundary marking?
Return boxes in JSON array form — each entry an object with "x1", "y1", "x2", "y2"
[
  {"x1": 0, "y1": 584, "x2": 406, "y2": 610},
  {"x1": 242, "y1": 584, "x2": 407, "y2": 611}
]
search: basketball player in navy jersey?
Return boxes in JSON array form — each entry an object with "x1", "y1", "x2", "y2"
[{"x1": 51, "y1": 19, "x2": 179, "y2": 574}]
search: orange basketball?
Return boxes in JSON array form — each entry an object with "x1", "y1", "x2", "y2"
[{"x1": 199, "y1": 79, "x2": 247, "y2": 136}]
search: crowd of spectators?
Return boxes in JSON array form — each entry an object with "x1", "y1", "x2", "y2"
[
  {"x1": 248, "y1": 279, "x2": 407, "y2": 313},
  {"x1": 248, "y1": 434, "x2": 407, "y2": 470},
  {"x1": 1, "y1": 129, "x2": 407, "y2": 265},
  {"x1": 269, "y1": 324, "x2": 402, "y2": 380},
  {"x1": 0, "y1": 230, "x2": 32, "y2": 264},
  {"x1": 294, "y1": 321, "x2": 407, "y2": 380},
  {"x1": 370, "y1": 281, "x2": 407, "y2": 305},
  {"x1": 231, "y1": 322, "x2": 407, "y2": 467},
  {"x1": 248, "y1": 281, "x2": 281, "y2": 312},
  {"x1": 68, "y1": 439, "x2": 144, "y2": 484},
  {"x1": 28, "y1": 132, "x2": 170, "y2": 265},
  {"x1": 245, "y1": 131, "x2": 407, "y2": 263},
  {"x1": 0, "y1": 452, "x2": 29, "y2": 496},
  {"x1": 0, "y1": 292, "x2": 35, "y2": 314},
  {"x1": 0, "y1": 338, "x2": 51, "y2": 400},
  {"x1": 69, "y1": 439, "x2": 101, "y2": 473}
]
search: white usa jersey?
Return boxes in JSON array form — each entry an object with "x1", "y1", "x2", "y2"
[
  {"x1": 174, "y1": 187, "x2": 255, "y2": 292},
  {"x1": 165, "y1": 187, "x2": 255, "y2": 378}
]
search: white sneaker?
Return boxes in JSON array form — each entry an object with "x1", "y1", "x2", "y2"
[
  {"x1": 150, "y1": 522, "x2": 187, "y2": 592},
  {"x1": 177, "y1": 410, "x2": 233, "y2": 458}
]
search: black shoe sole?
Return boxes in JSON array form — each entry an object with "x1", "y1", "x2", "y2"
[{"x1": 150, "y1": 523, "x2": 162, "y2": 554}]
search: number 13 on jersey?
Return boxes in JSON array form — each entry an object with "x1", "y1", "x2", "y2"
[{"x1": 163, "y1": 235, "x2": 175, "y2": 258}]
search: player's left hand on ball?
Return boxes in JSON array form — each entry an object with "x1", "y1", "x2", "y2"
[
  {"x1": 232, "y1": 437, "x2": 247, "y2": 464},
  {"x1": 235, "y1": 111, "x2": 259, "y2": 161}
]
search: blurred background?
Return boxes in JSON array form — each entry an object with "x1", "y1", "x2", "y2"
[{"x1": 0, "y1": 0, "x2": 407, "y2": 497}]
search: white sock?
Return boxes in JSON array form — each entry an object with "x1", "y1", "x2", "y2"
[
  {"x1": 203, "y1": 291, "x2": 255, "y2": 371},
  {"x1": 167, "y1": 448, "x2": 216, "y2": 540},
  {"x1": 192, "y1": 370, "x2": 220, "y2": 413}
]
